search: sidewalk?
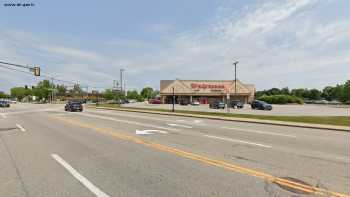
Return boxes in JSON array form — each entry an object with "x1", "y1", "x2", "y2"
[{"x1": 88, "y1": 106, "x2": 350, "y2": 132}]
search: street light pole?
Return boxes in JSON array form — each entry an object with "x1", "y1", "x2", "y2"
[
  {"x1": 120, "y1": 69, "x2": 125, "y2": 96},
  {"x1": 172, "y1": 87, "x2": 175, "y2": 112},
  {"x1": 233, "y1": 61, "x2": 239, "y2": 96}
]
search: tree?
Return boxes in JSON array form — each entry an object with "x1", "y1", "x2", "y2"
[
  {"x1": 10, "y1": 87, "x2": 29, "y2": 101},
  {"x1": 56, "y1": 84, "x2": 67, "y2": 97},
  {"x1": 141, "y1": 87, "x2": 154, "y2": 100},
  {"x1": 69, "y1": 84, "x2": 83, "y2": 97},
  {"x1": 0, "y1": 91, "x2": 9, "y2": 99},
  {"x1": 32, "y1": 80, "x2": 52, "y2": 101},
  {"x1": 280, "y1": 87, "x2": 290, "y2": 95},
  {"x1": 103, "y1": 89, "x2": 115, "y2": 100},
  {"x1": 308, "y1": 89, "x2": 322, "y2": 100},
  {"x1": 126, "y1": 90, "x2": 139, "y2": 99},
  {"x1": 291, "y1": 88, "x2": 306, "y2": 98},
  {"x1": 342, "y1": 80, "x2": 350, "y2": 102},
  {"x1": 322, "y1": 86, "x2": 334, "y2": 101}
]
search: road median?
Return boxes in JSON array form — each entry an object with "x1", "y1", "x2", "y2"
[{"x1": 87, "y1": 105, "x2": 350, "y2": 132}]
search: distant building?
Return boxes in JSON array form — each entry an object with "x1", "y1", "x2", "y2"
[{"x1": 160, "y1": 80, "x2": 255, "y2": 104}]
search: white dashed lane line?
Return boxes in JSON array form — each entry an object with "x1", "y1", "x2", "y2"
[
  {"x1": 16, "y1": 124, "x2": 26, "y2": 132},
  {"x1": 51, "y1": 154, "x2": 110, "y2": 197},
  {"x1": 203, "y1": 134, "x2": 272, "y2": 148},
  {"x1": 221, "y1": 126, "x2": 297, "y2": 138}
]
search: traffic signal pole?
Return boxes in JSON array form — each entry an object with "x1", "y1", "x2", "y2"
[{"x1": 0, "y1": 60, "x2": 40, "y2": 76}]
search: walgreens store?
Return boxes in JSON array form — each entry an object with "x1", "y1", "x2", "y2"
[{"x1": 160, "y1": 80, "x2": 255, "y2": 104}]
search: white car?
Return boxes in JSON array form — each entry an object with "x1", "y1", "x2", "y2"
[{"x1": 191, "y1": 101, "x2": 200, "y2": 106}]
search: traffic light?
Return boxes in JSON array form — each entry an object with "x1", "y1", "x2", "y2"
[{"x1": 33, "y1": 66, "x2": 40, "y2": 76}]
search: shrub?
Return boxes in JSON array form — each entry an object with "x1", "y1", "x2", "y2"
[{"x1": 258, "y1": 95, "x2": 304, "y2": 104}]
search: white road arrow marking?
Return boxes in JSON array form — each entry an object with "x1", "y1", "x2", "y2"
[
  {"x1": 135, "y1": 129, "x2": 168, "y2": 135},
  {"x1": 167, "y1": 123, "x2": 192, "y2": 128}
]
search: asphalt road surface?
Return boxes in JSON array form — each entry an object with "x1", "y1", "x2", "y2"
[{"x1": 1, "y1": 103, "x2": 350, "y2": 197}]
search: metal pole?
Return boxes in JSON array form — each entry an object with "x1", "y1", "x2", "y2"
[
  {"x1": 51, "y1": 78, "x2": 54, "y2": 103},
  {"x1": 172, "y1": 87, "x2": 175, "y2": 112},
  {"x1": 120, "y1": 69, "x2": 125, "y2": 96},
  {"x1": 233, "y1": 61, "x2": 239, "y2": 95}
]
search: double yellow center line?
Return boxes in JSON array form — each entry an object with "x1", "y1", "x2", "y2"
[{"x1": 52, "y1": 116, "x2": 350, "y2": 197}]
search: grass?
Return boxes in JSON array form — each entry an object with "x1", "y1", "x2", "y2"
[{"x1": 94, "y1": 104, "x2": 350, "y2": 127}]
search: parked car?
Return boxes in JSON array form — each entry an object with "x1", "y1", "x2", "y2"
[
  {"x1": 191, "y1": 100, "x2": 200, "y2": 106},
  {"x1": 179, "y1": 99, "x2": 189, "y2": 105},
  {"x1": 127, "y1": 99, "x2": 137, "y2": 103},
  {"x1": 209, "y1": 100, "x2": 225, "y2": 109},
  {"x1": 65, "y1": 101, "x2": 83, "y2": 112},
  {"x1": 251, "y1": 100, "x2": 272, "y2": 110},
  {"x1": 148, "y1": 99, "x2": 161, "y2": 104},
  {"x1": 230, "y1": 100, "x2": 244, "y2": 109},
  {"x1": 0, "y1": 101, "x2": 10, "y2": 108}
]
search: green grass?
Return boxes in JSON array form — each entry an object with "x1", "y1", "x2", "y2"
[{"x1": 94, "y1": 104, "x2": 350, "y2": 127}]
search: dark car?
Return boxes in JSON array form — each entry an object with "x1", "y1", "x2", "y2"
[
  {"x1": 230, "y1": 100, "x2": 244, "y2": 109},
  {"x1": 251, "y1": 100, "x2": 272, "y2": 110},
  {"x1": 179, "y1": 99, "x2": 189, "y2": 105},
  {"x1": 65, "y1": 101, "x2": 83, "y2": 112},
  {"x1": 0, "y1": 101, "x2": 10, "y2": 108},
  {"x1": 209, "y1": 100, "x2": 225, "y2": 109}
]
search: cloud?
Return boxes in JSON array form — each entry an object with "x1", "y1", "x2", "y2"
[{"x1": 1, "y1": 0, "x2": 350, "y2": 93}]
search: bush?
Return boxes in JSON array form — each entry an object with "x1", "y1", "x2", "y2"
[{"x1": 258, "y1": 95, "x2": 304, "y2": 104}]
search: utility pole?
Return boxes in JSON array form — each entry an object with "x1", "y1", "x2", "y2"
[
  {"x1": 51, "y1": 78, "x2": 54, "y2": 103},
  {"x1": 172, "y1": 87, "x2": 175, "y2": 112},
  {"x1": 120, "y1": 69, "x2": 125, "y2": 96},
  {"x1": 233, "y1": 61, "x2": 239, "y2": 96}
]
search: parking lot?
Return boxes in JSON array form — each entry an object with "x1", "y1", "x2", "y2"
[{"x1": 123, "y1": 102, "x2": 350, "y2": 116}]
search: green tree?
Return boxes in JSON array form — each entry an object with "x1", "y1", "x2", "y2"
[
  {"x1": 32, "y1": 80, "x2": 52, "y2": 100},
  {"x1": 308, "y1": 89, "x2": 322, "y2": 100},
  {"x1": 126, "y1": 90, "x2": 139, "y2": 99},
  {"x1": 342, "y1": 80, "x2": 350, "y2": 102},
  {"x1": 0, "y1": 91, "x2": 9, "y2": 98},
  {"x1": 291, "y1": 88, "x2": 306, "y2": 98},
  {"x1": 141, "y1": 87, "x2": 154, "y2": 100},
  {"x1": 56, "y1": 84, "x2": 67, "y2": 97},
  {"x1": 322, "y1": 86, "x2": 334, "y2": 101},
  {"x1": 103, "y1": 89, "x2": 115, "y2": 100},
  {"x1": 10, "y1": 87, "x2": 28, "y2": 101}
]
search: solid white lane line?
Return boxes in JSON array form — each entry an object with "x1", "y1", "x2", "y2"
[
  {"x1": 167, "y1": 123, "x2": 193, "y2": 128},
  {"x1": 51, "y1": 154, "x2": 110, "y2": 197},
  {"x1": 16, "y1": 124, "x2": 26, "y2": 132},
  {"x1": 203, "y1": 135, "x2": 272, "y2": 148},
  {"x1": 221, "y1": 126, "x2": 296, "y2": 138},
  {"x1": 75, "y1": 112, "x2": 178, "y2": 131}
]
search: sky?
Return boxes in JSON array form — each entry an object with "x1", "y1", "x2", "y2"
[{"x1": 0, "y1": 0, "x2": 350, "y2": 93}]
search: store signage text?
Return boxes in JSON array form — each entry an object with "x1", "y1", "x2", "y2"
[{"x1": 191, "y1": 83, "x2": 225, "y2": 89}]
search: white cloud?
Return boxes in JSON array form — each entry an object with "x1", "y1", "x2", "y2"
[{"x1": 1, "y1": 0, "x2": 350, "y2": 92}]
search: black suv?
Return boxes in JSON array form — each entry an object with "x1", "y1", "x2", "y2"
[
  {"x1": 251, "y1": 100, "x2": 272, "y2": 110},
  {"x1": 230, "y1": 100, "x2": 244, "y2": 109},
  {"x1": 65, "y1": 101, "x2": 83, "y2": 112},
  {"x1": 209, "y1": 100, "x2": 225, "y2": 109},
  {"x1": 0, "y1": 101, "x2": 10, "y2": 108}
]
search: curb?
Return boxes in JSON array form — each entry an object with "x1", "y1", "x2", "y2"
[{"x1": 88, "y1": 106, "x2": 350, "y2": 132}]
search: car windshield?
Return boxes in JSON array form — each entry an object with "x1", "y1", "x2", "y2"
[{"x1": 2, "y1": 1, "x2": 350, "y2": 197}]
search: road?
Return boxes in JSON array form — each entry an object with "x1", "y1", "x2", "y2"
[{"x1": 1, "y1": 103, "x2": 350, "y2": 197}]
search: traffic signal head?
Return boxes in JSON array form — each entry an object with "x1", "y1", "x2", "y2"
[{"x1": 33, "y1": 66, "x2": 40, "y2": 76}]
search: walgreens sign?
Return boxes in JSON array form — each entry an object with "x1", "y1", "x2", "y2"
[{"x1": 191, "y1": 83, "x2": 225, "y2": 89}]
